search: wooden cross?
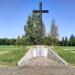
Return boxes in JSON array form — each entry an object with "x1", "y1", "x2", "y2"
[{"x1": 33, "y1": 2, "x2": 49, "y2": 44}]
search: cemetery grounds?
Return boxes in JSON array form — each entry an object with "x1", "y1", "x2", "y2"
[
  {"x1": 0, "y1": 46, "x2": 75, "y2": 75},
  {"x1": 0, "y1": 45, "x2": 75, "y2": 66}
]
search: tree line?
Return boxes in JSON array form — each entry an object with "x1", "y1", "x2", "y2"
[
  {"x1": 59, "y1": 34, "x2": 75, "y2": 46},
  {"x1": 0, "y1": 34, "x2": 75, "y2": 46},
  {"x1": 0, "y1": 38, "x2": 16, "y2": 45},
  {"x1": 0, "y1": 13, "x2": 75, "y2": 46}
]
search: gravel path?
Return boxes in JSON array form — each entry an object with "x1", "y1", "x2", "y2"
[{"x1": 0, "y1": 57, "x2": 75, "y2": 75}]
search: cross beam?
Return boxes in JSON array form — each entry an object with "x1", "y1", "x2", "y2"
[
  {"x1": 33, "y1": 2, "x2": 49, "y2": 44},
  {"x1": 33, "y1": 2, "x2": 49, "y2": 20},
  {"x1": 33, "y1": 10, "x2": 49, "y2": 13}
]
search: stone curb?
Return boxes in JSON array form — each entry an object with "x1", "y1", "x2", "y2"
[
  {"x1": 48, "y1": 48, "x2": 67, "y2": 65},
  {"x1": 18, "y1": 48, "x2": 34, "y2": 66}
]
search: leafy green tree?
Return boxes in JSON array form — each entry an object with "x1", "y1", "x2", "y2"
[
  {"x1": 20, "y1": 35, "x2": 27, "y2": 45},
  {"x1": 24, "y1": 13, "x2": 45, "y2": 45},
  {"x1": 32, "y1": 13, "x2": 39, "y2": 44},
  {"x1": 32, "y1": 13, "x2": 45, "y2": 44},
  {"x1": 42, "y1": 36, "x2": 49, "y2": 45},
  {"x1": 48, "y1": 35, "x2": 52, "y2": 45},
  {"x1": 0, "y1": 38, "x2": 1, "y2": 45},
  {"x1": 36, "y1": 15, "x2": 45, "y2": 44},
  {"x1": 64, "y1": 37, "x2": 68, "y2": 46},
  {"x1": 10, "y1": 38, "x2": 16, "y2": 45},
  {"x1": 16, "y1": 36, "x2": 21, "y2": 45},
  {"x1": 0, "y1": 38, "x2": 16, "y2": 45},
  {"x1": 0, "y1": 38, "x2": 10, "y2": 45},
  {"x1": 69, "y1": 34, "x2": 75, "y2": 46},
  {"x1": 50, "y1": 19, "x2": 59, "y2": 45},
  {"x1": 42, "y1": 35, "x2": 52, "y2": 45},
  {"x1": 24, "y1": 15, "x2": 36, "y2": 45},
  {"x1": 61, "y1": 37, "x2": 65, "y2": 46},
  {"x1": 5, "y1": 38, "x2": 10, "y2": 45}
]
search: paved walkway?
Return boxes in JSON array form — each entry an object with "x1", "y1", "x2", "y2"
[
  {"x1": 0, "y1": 58, "x2": 75, "y2": 75},
  {"x1": 26, "y1": 57, "x2": 62, "y2": 67}
]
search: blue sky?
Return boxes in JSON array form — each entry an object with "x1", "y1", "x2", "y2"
[{"x1": 0, "y1": 0, "x2": 75, "y2": 39}]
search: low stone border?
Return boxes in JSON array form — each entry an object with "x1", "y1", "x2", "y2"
[
  {"x1": 18, "y1": 48, "x2": 36, "y2": 66},
  {"x1": 47, "y1": 48, "x2": 67, "y2": 65}
]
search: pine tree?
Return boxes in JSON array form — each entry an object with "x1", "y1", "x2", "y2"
[
  {"x1": 69, "y1": 34, "x2": 75, "y2": 46},
  {"x1": 24, "y1": 15, "x2": 36, "y2": 44},
  {"x1": 61, "y1": 37, "x2": 65, "y2": 46},
  {"x1": 64, "y1": 37, "x2": 68, "y2": 46},
  {"x1": 32, "y1": 13, "x2": 45, "y2": 44},
  {"x1": 50, "y1": 19, "x2": 59, "y2": 45}
]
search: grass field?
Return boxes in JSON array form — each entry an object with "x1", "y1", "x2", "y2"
[
  {"x1": 0, "y1": 45, "x2": 75, "y2": 66},
  {"x1": 0, "y1": 45, "x2": 31, "y2": 66},
  {"x1": 53, "y1": 46, "x2": 75, "y2": 65}
]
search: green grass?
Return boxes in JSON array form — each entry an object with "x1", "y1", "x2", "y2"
[
  {"x1": 52, "y1": 46, "x2": 75, "y2": 65},
  {"x1": 0, "y1": 45, "x2": 31, "y2": 66}
]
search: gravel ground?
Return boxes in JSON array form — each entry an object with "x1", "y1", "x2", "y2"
[{"x1": 0, "y1": 57, "x2": 75, "y2": 75}]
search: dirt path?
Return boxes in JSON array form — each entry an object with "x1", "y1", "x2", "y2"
[{"x1": 0, "y1": 57, "x2": 75, "y2": 75}]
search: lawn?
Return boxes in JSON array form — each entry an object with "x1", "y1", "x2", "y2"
[
  {"x1": 0, "y1": 45, "x2": 31, "y2": 66},
  {"x1": 52, "y1": 46, "x2": 75, "y2": 65}
]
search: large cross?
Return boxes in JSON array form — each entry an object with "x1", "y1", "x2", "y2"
[{"x1": 33, "y1": 2, "x2": 49, "y2": 44}]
